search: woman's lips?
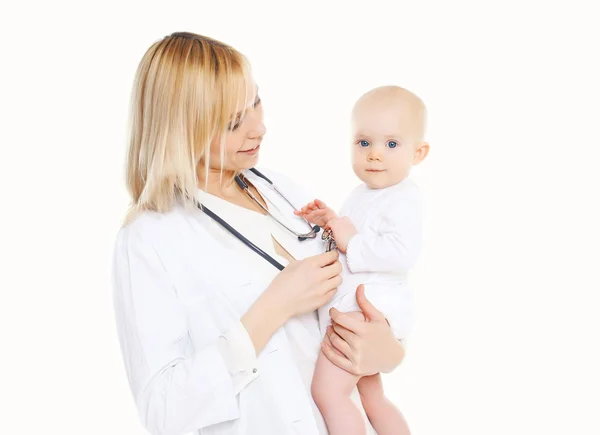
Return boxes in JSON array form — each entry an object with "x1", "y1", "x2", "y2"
[{"x1": 239, "y1": 144, "x2": 260, "y2": 155}]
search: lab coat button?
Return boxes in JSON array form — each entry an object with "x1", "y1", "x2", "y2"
[{"x1": 252, "y1": 368, "x2": 258, "y2": 373}]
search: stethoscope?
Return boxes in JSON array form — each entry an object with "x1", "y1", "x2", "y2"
[{"x1": 197, "y1": 168, "x2": 334, "y2": 271}]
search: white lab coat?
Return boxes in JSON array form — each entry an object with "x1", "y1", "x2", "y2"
[{"x1": 112, "y1": 168, "x2": 377, "y2": 435}]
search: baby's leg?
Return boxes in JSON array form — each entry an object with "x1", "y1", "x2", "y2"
[
  {"x1": 357, "y1": 374, "x2": 411, "y2": 435},
  {"x1": 312, "y1": 312, "x2": 365, "y2": 435}
]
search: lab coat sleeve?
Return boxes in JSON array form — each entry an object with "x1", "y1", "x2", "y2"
[
  {"x1": 112, "y1": 225, "x2": 258, "y2": 435},
  {"x1": 345, "y1": 191, "x2": 423, "y2": 274},
  {"x1": 217, "y1": 320, "x2": 260, "y2": 395}
]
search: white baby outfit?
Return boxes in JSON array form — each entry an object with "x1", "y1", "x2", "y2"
[{"x1": 318, "y1": 177, "x2": 423, "y2": 340}]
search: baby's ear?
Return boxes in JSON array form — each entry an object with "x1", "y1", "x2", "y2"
[{"x1": 413, "y1": 142, "x2": 430, "y2": 165}]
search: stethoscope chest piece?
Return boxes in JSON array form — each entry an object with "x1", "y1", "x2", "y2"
[{"x1": 322, "y1": 228, "x2": 337, "y2": 252}]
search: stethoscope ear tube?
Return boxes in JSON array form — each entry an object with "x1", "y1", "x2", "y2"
[{"x1": 237, "y1": 169, "x2": 321, "y2": 241}]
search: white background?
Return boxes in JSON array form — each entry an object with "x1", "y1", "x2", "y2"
[{"x1": 1, "y1": 1, "x2": 599, "y2": 434}]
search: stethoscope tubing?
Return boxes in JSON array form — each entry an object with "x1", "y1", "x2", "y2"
[
  {"x1": 196, "y1": 168, "x2": 320, "y2": 271},
  {"x1": 237, "y1": 169, "x2": 321, "y2": 241},
  {"x1": 198, "y1": 203, "x2": 285, "y2": 271}
]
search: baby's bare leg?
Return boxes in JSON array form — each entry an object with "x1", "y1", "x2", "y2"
[
  {"x1": 358, "y1": 374, "x2": 411, "y2": 435},
  {"x1": 312, "y1": 312, "x2": 366, "y2": 435}
]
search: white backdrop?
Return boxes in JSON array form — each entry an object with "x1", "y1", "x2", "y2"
[{"x1": 1, "y1": 1, "x2": 599, "y2": 434}]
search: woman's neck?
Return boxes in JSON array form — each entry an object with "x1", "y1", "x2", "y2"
[
  {"x1": 197, "y1": 166, "x2": 241, "y2": 199},
  {"x1": 197, "y1": 164, "x2": 267, "y2": 215}
]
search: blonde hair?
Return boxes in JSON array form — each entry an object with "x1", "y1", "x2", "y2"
[{"x1": 124, "y1": 31, "x2": 253, "y2": 224}]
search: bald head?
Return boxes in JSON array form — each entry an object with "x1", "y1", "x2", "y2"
[{"x1": 352, "y1": 86, "x2": 427, "y2": 142}]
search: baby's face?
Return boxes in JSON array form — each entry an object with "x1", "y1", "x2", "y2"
[{"x1": 351, "y1": 98, "x2": 422, "y2": 189}]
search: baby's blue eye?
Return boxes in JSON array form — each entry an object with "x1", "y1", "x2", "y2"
[
  {"x1": 359, "y1": 140, "x2": 370, "y2": 147},
  {"x1": 387, "y1": 141, "x2": 398, "y2": 148}
]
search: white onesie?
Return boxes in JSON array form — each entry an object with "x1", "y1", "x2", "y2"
[{"x1": 318, "y1": 177, "x2": 423, "y2": 340}]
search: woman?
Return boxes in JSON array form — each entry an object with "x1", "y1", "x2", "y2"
[{"x1": 113, "y1": 31, "x2": 407, "y2": 435}]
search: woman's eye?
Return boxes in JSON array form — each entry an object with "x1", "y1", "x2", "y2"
[
  {"x1": 359, "y1": 140, "x2": 370, "y2": 147},
  {"x1": 229, "y1": 118, "x2": 243, "y2": 132},
  {"x1": 253, "y1": 96, "x2": 261, "y2": 108},
  {"x1": 387, "y1": 140, "x2": 398, "y2": 148}
]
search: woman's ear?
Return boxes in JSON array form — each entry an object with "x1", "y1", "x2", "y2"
[{"x1": 412, "y1": 142, "x2": 430, "y2": 165}]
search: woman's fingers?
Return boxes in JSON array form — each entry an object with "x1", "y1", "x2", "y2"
[
  {"x1": 326, "y1": 325, "x2": 353, "y2": 358},
  {"x1": 315, "y1": 276, "x2": 340, "y2": 308},
  {"x1": 331, "y1": 320, "x2": 358, "y2": 348},
  {"x1": 320, "y1": 260, "x2": 342, "y2": 280},
  {"x1": 317, "y1": 275, "x2": 342, "y2": 299},
  {"x1": 355, "y1": 284, "x2": 386, "y2": 322},
  {"x1": 329, "y1": 308, "x2": 367, "y2": 336},
  {"x1": 319, "y1": 287, "x2": 338, "y2": 307},
  {"x1": 321, "y1": 341, "x2": 354, "y2": 374},
  {"x1": 313, "y1": 249, "x2": 339, "y2": 267}
]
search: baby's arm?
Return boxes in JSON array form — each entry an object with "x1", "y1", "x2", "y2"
[
  {"x1": 327, "y1": 217, "x2": 358, "y2": 253},
  {"x1": 294, "y1": 199, "x2": 338, "y2": 228},
  {"x1": 344, "y1": 192, "x2": 422, "y2": 274},
  {"x1": 296, "y1": 202, "x2": 361, "y2": 253}
]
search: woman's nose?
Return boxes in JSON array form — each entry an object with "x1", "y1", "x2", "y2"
[{"x1": 248, "y1": 112, "x2": 266, "y2": 138}]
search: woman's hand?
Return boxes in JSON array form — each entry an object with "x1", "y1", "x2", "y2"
[
  {"x1": 243, "y1": 250, "x2": 341, "y2": 355},
  {"x1": 264, "y1": 250, "x2": 342, "y2": 319},
  {"x1": 321, "y1": 284, "x2": 405, "y2": 375}
]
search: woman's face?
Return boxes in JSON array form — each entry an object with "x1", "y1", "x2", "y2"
[{"x1": 207, "y1": 85, "x2": 265, "y2": 172}]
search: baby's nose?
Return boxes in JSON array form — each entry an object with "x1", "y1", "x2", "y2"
[{"x1": 367, "y1": 150, "x2": 382, "y2": 161}]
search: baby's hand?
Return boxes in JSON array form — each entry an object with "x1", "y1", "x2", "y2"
[
  {"x1": 294, "y1": 199, "x2": 337, "y2": 227},
  {"x1": 328, "y1": 217, "x2": 358, "y2": 253}
]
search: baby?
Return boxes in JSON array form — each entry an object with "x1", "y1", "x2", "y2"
[{"x1": 295, "y1": 86, "x2": 429, "y2": 435}]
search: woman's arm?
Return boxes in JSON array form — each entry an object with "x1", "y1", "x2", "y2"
[
  {"x1": 113, "y1": 223, "x2": 340, "y2": 435},
  {"x1": 113, "y1": 226, "x2": 285, "y2": 435},
  {"x1": 244, "y1": 249, "x2": 342, "y2": 352},
  {"x1": 241, "y1": 293, "x2": 289, "y2": 354},
  {"x1": 320, "y1": 285, "x2": 406, "y2": 375}
]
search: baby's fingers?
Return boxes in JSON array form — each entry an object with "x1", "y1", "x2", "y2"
[
  {"x1": 304, "y1": 210, "x2": 328, "y2": 222},
  {"x1": 301, "y1": 202, "x2": 315, "y2": 212},
  {"x1": 314, "y1": 199, "x2": 327, "y2": 209},
  {"x1": 309, "y1": 210, "x2": 328, "y2": 218}
]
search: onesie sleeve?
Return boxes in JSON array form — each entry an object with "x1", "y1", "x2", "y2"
[{"x1": 345, "y1": 187, "x2": 423, "y2": 273}]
